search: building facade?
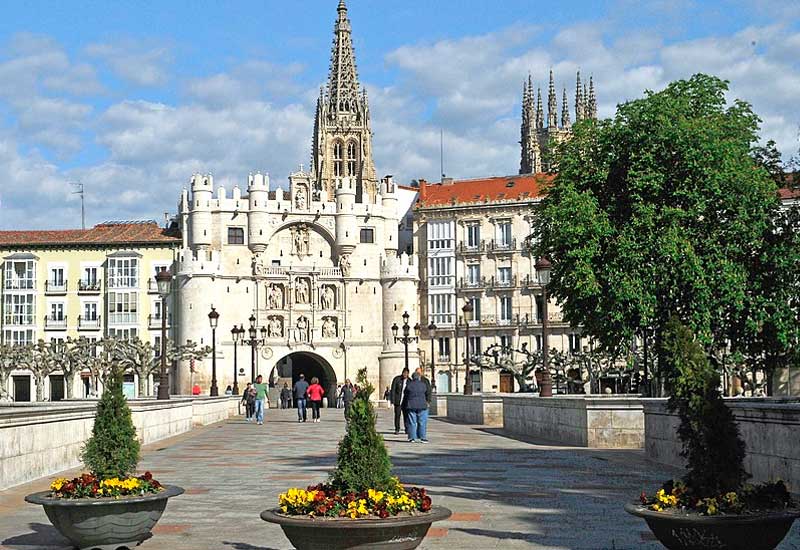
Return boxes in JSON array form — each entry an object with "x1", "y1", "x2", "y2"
[
  {"x1": 0, "y1": 222, "x2": 180, "y2": 401},
  {"x1": 414, "y1": 175, "x2": 584, "y2": 393},
  {"x1": 174, "y1": 0, "x2": 419, "y2": 400}
]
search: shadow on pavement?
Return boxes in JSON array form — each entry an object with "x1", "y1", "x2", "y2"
[
  {"x1": 2, "y1": 523, "x2": 71, "y2": 549},
  {"x1": 222, "y1": 542, "x2": 283, "y2": 550}
]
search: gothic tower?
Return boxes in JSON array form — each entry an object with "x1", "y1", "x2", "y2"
[{"x1": 311, "y1": 0, "x2": 378, "y2": 204}]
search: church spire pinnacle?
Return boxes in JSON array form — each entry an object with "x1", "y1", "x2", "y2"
[
  {"x1": 561, "y1": 87, "x2": 571, "y2": 129},
  {"x1": 327, "y1": 0, "x2": 361, "y2": 115},
  {"x1": 575, "y1": 70, "x2": 584, "y2": 122},
  {"x1": 588, "y1": 75, "x2": 597, "y2": 119},
  {"x1": 535, "y1": 87, "x2": 544, "y2": 129},
  {"x1": 547, "y1": 68, "x2": 557, "y2": 128}
]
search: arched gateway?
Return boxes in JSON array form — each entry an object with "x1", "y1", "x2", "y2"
[{"x1": 271, "y1": 352, "x2": 337, "y2": 408}]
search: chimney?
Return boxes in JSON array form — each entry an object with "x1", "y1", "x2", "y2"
[
  {"x1": 418, "y1": 179, "x2": 428, "y2": 202},
  {"x1": 442, "y1": 177, "x2": 454, "y2": 186}
]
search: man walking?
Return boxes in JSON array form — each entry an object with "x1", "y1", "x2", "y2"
[
  {"x1": 415, "y1": 367, "x2": 433, "y2": 442},
  {"x1": 293, "y1": 373, "x2": 309, "y2": 423},
  {"x1": 390, "y1": 367, "x2": 410, "y2": 435},
  {"x1": 280, "y1": 383, "x2": 292, "y2": 409},
  {"x1": 404, "y1": 371, "x2": 430, "y2": 443},
  {"x1": 241, "y1": 382, "x2": 255, "y2": 421},
  {"x1": 341, "y1": 378, "x2": 355, "y2": 419},
  {"x1": 253, "y1": 375, "x2": 269, "y2": 426}
]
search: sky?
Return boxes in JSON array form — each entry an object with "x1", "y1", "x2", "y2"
[{"x1": 0, "y1": 0, "x2": 798, "y2": 230}]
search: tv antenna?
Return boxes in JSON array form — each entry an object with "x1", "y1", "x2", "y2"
[
  {"x1": 71, "y1": 182, "x2": 85, "y2": 229},
  {"x1": 440, "y1": 128, "x2": 446, "y2": 180}
]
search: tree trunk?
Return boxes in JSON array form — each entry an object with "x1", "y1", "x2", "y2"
[
  {"x1": 35, "y1": 374, "x2": 45, "y2": 401},
  {"x1": 64, "y1": 371, "x2": 74, "y2": 400},
  {"x1": 137, "y1": 371, "x2": 148, "y2": 398}
]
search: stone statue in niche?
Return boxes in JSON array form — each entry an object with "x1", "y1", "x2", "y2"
[
  {"x1": 295, "y1": 278, "x2": 310, "y2": 305},
  {"x1": 295, "y1": 188, "x2": 307, "y2": 210},
  {"x1": 268, "y1": 284, "x2": 283, "y2": 309},
  {"x1": 268, "y1": 316, "x2": 283, "y2": 338},
  {"x1": 339, "y1": 254, "x2": 351, "y2": 277},
  {"x1": 295, "y1": 316, "x2": 310, "y2": 343},
  {"x1": 321, "y1": 285, "x2": 335, "y2": 310},
  {"x1": 292, "y1": 224, "x2": 311, "y2": 257},
  {"x1": 322, "y1": 317, "x2": 337, "y2": 338},
  {"x1": 252, "y1": 254, "x2": 267, "y2": 277}
]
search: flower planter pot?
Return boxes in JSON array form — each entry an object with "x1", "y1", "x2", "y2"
[
  {"x1": 625, "y1": 503, "x2": 800, "y2": 550},
  {"x1": 261, "y1": 505, "x2": 452, "y2": 550},
  {"x1": 25, "y1": 485, "x2": 184, "y2": 550}
]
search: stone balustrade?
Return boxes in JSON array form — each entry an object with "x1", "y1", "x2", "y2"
[
  {"x1": 0, "y1": 396, "x2": 240, "y2": 491},
  {"x1": 445, "y1": 394, "x2": 504, "y2": 427}
]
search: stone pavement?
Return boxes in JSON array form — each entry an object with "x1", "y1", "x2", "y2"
[{"x1": 1, "y1": 407, "x2": 798, "y2": 550}]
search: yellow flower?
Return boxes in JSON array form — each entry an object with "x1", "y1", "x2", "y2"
[{"x1": 50, "y1": 478, "x2": 69, "y2": 491}]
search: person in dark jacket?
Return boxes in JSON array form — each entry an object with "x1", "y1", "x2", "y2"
[
  {"x1": 403, "y1": 372, "x2": 429, "y2": 443},
  {"x1": 293, "y1": 374, "x2": 310, "y2": 423},
  {"x1": 341, "y1": 379, "x2": 355, "y2": 419},
  {"x1": 390, "y1": 368, "x2": 410, "y2": 435},
  {"x1": 280, "y1": 383, "x2": 292, "y2": 409},
  {"x1": 241, "y1": 382, "x2": 256, "y2": 422}
]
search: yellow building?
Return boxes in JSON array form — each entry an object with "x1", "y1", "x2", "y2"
[{"x1": 0, "y1": 221, "x2": 180, "y2": 401}]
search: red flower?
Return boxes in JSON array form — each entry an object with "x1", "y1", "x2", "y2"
[
  {"x1": 640, "y1": 491, "x2": 648, "y2": 505},
  {"x1": 317, "y1": 505, "x2": 328, "y2": 515},
  {"x1": 64, "y1": 482, "x2": 75, "y2": 493},
  {"x1": 142, "y1": 471, "x2": 153, "y2": 481},
  {"x1": 421, "y1": 496, "x2": 432, "y2": 512},
  {"x1": 378, "y1": 508, "x2": 389, "y2": 518}
]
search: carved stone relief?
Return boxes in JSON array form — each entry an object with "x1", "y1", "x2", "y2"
[
  {"x1": 268, "y1": 284, "x2": 284, "y2": 309},
  {"x1": 339, "y1": 254, "x2": 351, "y2": 277},
  {"x1": 321, "y1": 285, "x2": 336, "y2": 310},
  {"x1": 322, "y1": 316, "x2": 337, "y2": 338},
  {"x1": 295, "y1": 316, "x2": 310, "y2": 343},
  {"x1": 295, "y1": 277, "x2": 311, "y2": 305},
  {"x1": 267, "y1": 316, "x2": 283, "y2": 338},
  {"x1": 291, "y1": 224, "x2": 311, "y2": 257},
  {"x1": 252, "y1": 254, "x2": 267, "y2": 277}
]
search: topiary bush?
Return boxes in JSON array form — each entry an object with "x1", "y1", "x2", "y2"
[
  {"x1": 81, "y1": 363, "x2": 140, "y2": 480},
  {"x1": 330, "y1": 368, "x2": 394, "y2": 494}
]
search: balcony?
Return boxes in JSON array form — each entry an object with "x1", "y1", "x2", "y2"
[
  {"x1": 457, "y1": 277, "x2": 486, "y2": 291},
  {"x1": 148, "y1": 314, "x2": 172, "y2": 329},
  {"x1": 456, "y1": 241, "x2": 486, "y2": 255},
  {"x1": 488, "y1": 275, "x2": 517, "y2": 290},
  {"x1": 44, "y1": 281, "x2": 68, "y2": 295},
  {"x1": 78, "y1": 315, "x2": 102, "y2": 330},
  {"x1": 521, "y1": 274, "x2": 544, "y2": 289},
  {"x1": 487, "y1": 238, "x2": 517, "y2": 254},
  {"x1": 108, "y1": 312, "x2": 138, "y2": 325},
  {"x1": 44, "y1": 316, "x2": 67, "y2": 330},
  {"x1": 77, "y1": 280, "x2": 101, "y2": 293}
]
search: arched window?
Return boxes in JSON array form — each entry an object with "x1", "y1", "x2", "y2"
[
  {"x1": 347, "y1": 141, "x2": 358, "y2": 176},
  {"x1": 333, "y1": 141, "x2": 343, "y2": 177}
]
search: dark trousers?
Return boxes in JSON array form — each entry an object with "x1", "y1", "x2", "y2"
[
  {"x1": 310, "y1": 400, "x2": 322, "y2": 420},
  {"x1": 344, "y1": 401, "x2": 352, "y2": 419},
  {"x1": 245, "y1": 402, "x2": 255, "y2": 419},
  {"x1": 296, "y1": 397, "x2": 307, "y2": 421},
  {"x1": 393, "y1": 405, "x2": 408, "y2": 433}
]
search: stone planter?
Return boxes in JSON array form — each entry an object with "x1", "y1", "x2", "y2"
[
  {"x1": 25, "y1": 485, "x2": 184, "y2": 550},
  {"x1": 261, "y1": 505, "x2": 452, "y2": 550},
  {"x1": 625, "y1": 503, "x2": 800, "y2": 550}
]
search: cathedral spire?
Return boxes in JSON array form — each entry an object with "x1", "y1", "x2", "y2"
[
  {"x1": 327, "y1": 0, "x2": 361, "y2": 115},
  {"x1": 588, "y1": 76, "x2": 597, "y2": 119},
  {"x1": 561, "y1": 87, "x2": 571, "y2": 129},
  {"x1": 535, "y1": 87, "x2": 544, "y2": 129},
  {"x1": 575, "y1": 70, "x2": 584, "y2": 122},
  {"x1": 547, "y1": 68, "x2": 558, "y2": 128}
]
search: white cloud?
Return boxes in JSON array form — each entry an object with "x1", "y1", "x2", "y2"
[{"x1": 86, "y1": 40, "x2": 172, "y2": 87}]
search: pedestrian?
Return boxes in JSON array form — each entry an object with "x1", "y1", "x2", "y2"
[
  {"x1": 415, "y1": 367, "x2": 432, "y2": 440},
  {"x1": 253, "y1": 375, "x2": 269, "y2": 425},
  {"x1": 280, "y1": 383, "x2": 292, "y2": 409},
  {"x1": 336, "y1": 384, "x2": 344, "y2": 408},
  {"x1": 341, "y1": 378, "x2": 355, "y2": 419},
  {"x1": 383, "y1": 386, "x2": 391, "y2": 401},
  {"x1": 307, "y1": 377, "x2": 325, "y2": 423},
  {"x1": 390, "y1": 367, "x2": 410, "y2": 435},
  {"x1": 241, "y1": 382, "x2": 255, "y2": 421},
  {"x1": 404, "y1": 371, "x2": 429, "y2": 443},
  {"x1": 293, "y1": 374, "x2": 310, "y2": 423},
  {"x1": 191, "y1": 383, "x2": 201, "y2": 396},
  {"x1": 224, "y1": 385, "x2": 233, "y2": 396}
]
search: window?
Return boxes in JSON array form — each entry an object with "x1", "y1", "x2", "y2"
[
  {"x1": 227, "y1": 227, "x2": 245, "y2": 245},
  {"x1": 154, "y1": 336, "x2": 163, "y2": 357},
  {"x1": 50, "y1": 303, "x2": 65, "y2": 321},
  {"x1": 427, "y1": 221, "x2": 453, "y2": 250},
  {"x1": 333, "y1": 141, "x2": 344, "y2": 177},
  {"x1": 429, "y1": 294, "x2": 454, "y2": 326},
  {"x1": 568, "y1": 334, "x2": 581, "y2": 353},
  {"x1": 109, "y1": 327, "x2": 138, "y2": 340},
  {"x1": 3, "y1": 294, "x2": 35, "y2": 325},
  {"x1": 466, "y1": 223, "x2": 481, "y2": 248},
  {"x1": 108, "y1": 291, "x2": 138, "y2": 324},
  {"x1": 534, "y1": 334, "x2": 543, "y2": 350},
  {"x1": 107, "y1": 258, "x2": 139, "y2": 289},
  {"x1": 496, "y1": 221, "x2": 512, "y2": 247},
  {"x1": 153, "y1": 299, "x2": 168, "y2": 320},
  {"x1": 467, "y1": 264, "x2": 481, "y2": 286},
  {"x1": 499, "y1": 296, "x2": 513, "y2": 323},
  {"x1": 49, "y1": 267, "x2": 65, "y2": 287},
  {"x1": 500, "y1": 335, "x2": 512, "y2": 349},
  {"x1": 81, "y1": 266, "x2": 99, "y2": 290},
  {"x1": 4, "y1": 259, "x2": 36, "y2": 290},
  {"x1": 468, "y1": 336, "x2": 482, "y2": 359},
  {"x1": 437, "y1": 337, "x2": 451, "y2": 361},
  {"x1": 83, "y1": 302, "x2": 98, "y2": 321},
  {"x1": 3, "y1": 329, "x2": 34, "y2": 345},
  {"x1": 428, "y1": 257, "x2": 453, "y2": 287},
  {"x1": 346, "y1": 141, "x2": 358, "y2": 176},
  {"x1": 535, "y1": 295, "x2": 544, "y2": 322},
  {"x1": 359, "y1": 228, "x2": 374, "y2": 243},
  {"x1": 467, "y1": 297, "x2": 481, "y2": 324}
]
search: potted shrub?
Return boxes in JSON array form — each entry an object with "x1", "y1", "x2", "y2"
[
  {"x1": 626, "y1": 318, "x2": 799, "y2": 550},
  {"x1": 261, "y1": 368, "x2": 451, "y2": 549},
  {"x1": 26, "y1": 363, "x2": 183, "y2": 549}
]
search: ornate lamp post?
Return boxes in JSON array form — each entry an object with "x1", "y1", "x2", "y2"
[
  {"x1": 535, "y1": 257, "x2": 553, "y2": 397},
  {"x1": 462, "y1": 301, "x2": 474, "y2": 395},
  {"x1": 427, "y1": 322, "x2": 437, "y2": 391},
  {"x1": 208, "y1": 306, "x2": 220, "y2": 397},
  {"x1": 245, "y1": 314, "x2": 267, "y2": 382},
  {"x1": 155, "y1": 269, "x2": 172, "y2": 400},
  {"x1": 230, "y1": 325, "x2": 244, "y2": 395},
  {"x1": 391, "y1": 311, "x2": 420, "y2": 371}
]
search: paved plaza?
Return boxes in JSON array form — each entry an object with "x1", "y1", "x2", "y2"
[{"x1": 1, "y1": 408, "x2": 798, "y2": 550}]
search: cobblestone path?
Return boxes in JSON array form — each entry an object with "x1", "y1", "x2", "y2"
[{"x1": 1, "y1": 408, "x2": 798, "y2": 549}]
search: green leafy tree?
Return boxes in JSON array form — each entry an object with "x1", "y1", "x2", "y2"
[
  {"x1": 330, "y1": 368, "x2": 394, "y2": 493},
  {"x1": 81, "y1": 362, "x2": 140, "y2": 479},
  {"x1": 663, "y1": 317, "x2": 748, "y2": 496},
  {"x1": 533, "y1": 74, "x2": 780, "y2": 393}
]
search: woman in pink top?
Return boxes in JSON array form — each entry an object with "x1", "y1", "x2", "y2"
[{"x1": 307, "y1": 377, "x2": 325, "y2": 423}]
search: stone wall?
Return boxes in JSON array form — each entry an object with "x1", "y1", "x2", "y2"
[
  {"x1": 0, "y1": 396, "x2": 240, "y2": 491},
  {"x1": 502, "y1": 395, "x2": 645, "y2": 448},
  {"x1": 445, "y1": 394, "x2": 503, "y2": 427},
  {"x1": 644, "y1": 398, "x2": 800, "y2": 493},
  {"x1": 429, "y1": 394, "x2": 448, "y2": 417}
]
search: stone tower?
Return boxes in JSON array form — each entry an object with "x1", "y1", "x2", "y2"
[
  {"x1": 311, "y1": 0, "x2": 378, "y2": 204},
  {"x1": 520, "y1": 70, "x2": 597, "y2": 174}
]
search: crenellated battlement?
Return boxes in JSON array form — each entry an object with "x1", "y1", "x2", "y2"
[{"x1": 381, "y1": 252, "x2": 418, "y2": 280}]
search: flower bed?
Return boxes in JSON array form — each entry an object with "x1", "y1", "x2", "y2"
[
  {"x1": 639, "y1": 479, "x2": 794, "y2": 516},
  {"x1": 49, "y1": 471, "x2": 163, "y2": 499},
  {"x1": 279, "y1": 479, "x2": 432, "y2": 519}
]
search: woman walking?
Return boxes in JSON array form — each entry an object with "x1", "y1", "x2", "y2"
[
  {"x1": 307, "y1": 377, "x2": 325, "y2": 423},
  {"x1": 241, "y1": 382, "x2": 256, "y2": 422},
  {"x1": 403, "y1": 371, "x2": 430, "y2": 443}
]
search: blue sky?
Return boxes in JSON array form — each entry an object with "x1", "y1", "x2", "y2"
[{"x1": 0, "y1": 0, "x2": 798, "y2": 229}]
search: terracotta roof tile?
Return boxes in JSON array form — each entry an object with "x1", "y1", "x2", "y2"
[
  {"x1": 0, "y1": 222, "x2": 181, "y2": 247},
  {"x1": 415, "y1": 174, "x2": 553, "y2": 208},
  {"x1": 779, "y1": 187, "x2": 799, "y2": 201}
]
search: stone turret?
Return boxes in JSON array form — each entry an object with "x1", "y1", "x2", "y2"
[
  {"x1": 380, "y1": 175, "x2": 399, "y2": 256},
  {"x1": 335, "y1": 176, "x2": 357, "y2": 256},
  {"x1": 379, "y1": 252, "x2": 420, "y2": 392},
  {"x1": 190, "y1": 174, "x2": 213, "y2": 249},
  {"x1": 248, "y1": 172, "x2": 270, "y2": 253}
]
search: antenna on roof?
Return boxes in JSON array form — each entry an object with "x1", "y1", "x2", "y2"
[
  {"x1": 70, "y1": 182, "x2": 85, "y2": 230},
  {"x1": 440, "y1": 129, "x2": 446, "y2": 180}
]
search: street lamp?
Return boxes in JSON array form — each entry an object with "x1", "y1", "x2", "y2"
[
  {"x1": 245, "y1": 314, "x2": 267, "y2": 382},
  {"x1": 462, "y1": 301, "x2": 474, "y2": 395},
  {"x1": 535, "y1": 257, "x2": 553, "y2": 397},
  {"x1": 391, "y1": 311, "x2": 420, "y2": 371},
  {"x1": 155, "y1": 269, "x2": 172, "y2": 400},
  {"x1": 231, "y1": 325, "x2": 244, "y2": 395},
  {"x1": 428, "y1": 322, "x2": 437, "y2": 391},
  {"x1": 208, "y1": 306, "x2": 220, "y2": 397}
]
